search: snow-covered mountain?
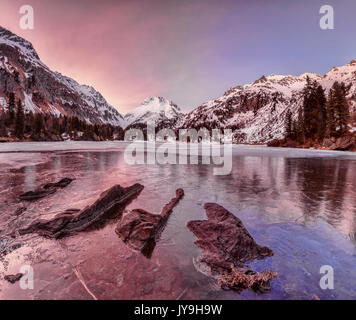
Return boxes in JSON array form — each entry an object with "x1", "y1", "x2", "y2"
[
  {"x1": 2, "y1": 26, "x2": 355, "y2": 141},
  {"x1": 0, "y1": 26, "x2": 125, "y2": 127},
  {"x1": 124, "y1": 96, "x2": 183, "y2": 128},
  {"x1": 178, "y1": 60, "x2": 356, "y2": 143}
]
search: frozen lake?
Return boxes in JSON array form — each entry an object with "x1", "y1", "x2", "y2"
[{"x1": 0, "y1": 142, "x2": 355, "y2": 299}]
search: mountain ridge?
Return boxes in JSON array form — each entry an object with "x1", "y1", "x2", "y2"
[
  {"x1": 0, "y1": 26, "x2": 126, "y2": 128},
  {"x1": 1, "y1": 26, "x2": 355, "y2": 145},
  {"x1": 178, "y1": 60, "x2": 356, "y2": 143}
]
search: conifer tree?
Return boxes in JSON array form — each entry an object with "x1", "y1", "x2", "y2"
[
  {"x1": 15, "y1": 100, "x2": 25, "y2": 139},
  {"x1": 315, "y1": 85, "x2": 327, "y2": 140},
  {"x1": 0, "y1": 112, "x2": 7, "y2": 137},
  {"x1": 326, "y1": 82, "x2": 350, "y2": 137},
  {"x1": 301, "y1": 78, "x2": 327, "y2": 140},
  {"x1": 94, "y1": 124, "x2": 99, "y2": 136},
  {"x1": 25, "y1": 112, "x2": 34, "y2": 134},
  {"x1": 334, "y1": 82, "x2": 350, "y2": 135},
  {"x1": 52, "y1": 116, "x2": 60, "y2": 134},
  {"x1": 302, "y1": 77, "x2": 317, "y2": 138},
  {"x1": 326, "y1": 88, "x2": 336, "y2": 137},
  {"x1": 291, "y1": 120, "x2": 298, "y2": 140},
  {"x1": 7, "y1": 92, "x2": 15, "y2": 126},
  {"x1": 296, "y1": 108, "x2": 305, "y2": 144},
  {"x1": 284, "y1": 109, "x2": 293, "y2": 139},
  {"x1": 34, "y1": 113, "x2": 43, "y2": 135},
  {"x1": 59, "y1": 116, "x2": 67, "y2": 134}
]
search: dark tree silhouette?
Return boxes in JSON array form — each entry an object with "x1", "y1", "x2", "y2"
[{"x1": 15, "y1": 99, "x2": 25, "y2": 139}]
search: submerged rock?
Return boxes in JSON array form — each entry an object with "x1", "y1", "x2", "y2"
[
  {"x1": 19, "y1": 183, "x2": 144, "y2": 239},
  {"x1": 43, "y1": 177, "x2": 74, "y2": 189},
  {"x1": 116, "y1": 189, "x2": 184, "y2": 258},
  {"x1": 4, "y1": 273, "x2": 24, "y2": 284},
  {"x1": 187, "y1": 203, "x2": 277, "y2": 293},
  {"x1": 19, "y1": 177, "x2": 75, "y2": 201},
  {"x1": 19, "y1": 189, "x2": 56, "y2": 201}
]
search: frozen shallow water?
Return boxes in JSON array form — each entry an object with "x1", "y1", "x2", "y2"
[{"x1": 0, "y1": 142, "x2": 355, "y2": 299}]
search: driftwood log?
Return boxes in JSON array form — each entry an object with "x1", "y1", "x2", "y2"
[
  {"x1": 116, "y1": 189, "x2": 184, "y2": 258},
  {"x1": 187, "y1": 203, "x2": 277, "y2": 293},
  {"x1": 19, "y1": 183, "x2": 144, "y2": 239}
]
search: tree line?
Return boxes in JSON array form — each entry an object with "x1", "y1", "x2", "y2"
[
  {"x1": 285, "y1": 77, "x2": 351, "y2": 143},
  {"x1": 0, "y1": 92, "x2": 125, "y2": 141}
]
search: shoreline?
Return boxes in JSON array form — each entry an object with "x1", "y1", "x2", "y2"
[{"x1": 1, "y1": 140, "x2": 356, "y2": 158}]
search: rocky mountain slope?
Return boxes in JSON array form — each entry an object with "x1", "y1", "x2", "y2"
[
  {"x1": 178, "y1": 60, "x2": 356, "y2": 143},
  {"x1": 0, "y1": 26, "x2": 125, "y2": 128},
  {"x1": 1, "y1": 26, "x2": 355, "y2": 144},
  {"x1": 124, "y1": 96, "x2": 183, "y2": 128}
]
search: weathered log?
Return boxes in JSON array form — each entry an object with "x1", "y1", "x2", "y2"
[
  {"x1": 19, "y1": 177, "x2": 75, "y2": 201},
  {"x1": 19, "y1": 183, "x2": 144, "y2": 239},
  {"x1": 116, "y1": 189, "x2": 184, "y2": 258},
  {"x1": 187, "y1": 203, "x2": 277, "y2": 293}
]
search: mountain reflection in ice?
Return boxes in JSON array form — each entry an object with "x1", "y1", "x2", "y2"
[{"x1": 0, "y1": 144, "x2": 355, "y2": 299}]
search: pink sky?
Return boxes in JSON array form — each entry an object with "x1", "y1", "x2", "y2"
[
  {"x1": 1, "y1": 1, "x2": 355, "y2": 115},
  {"x1": 0, "y1": 0, "x2": 225, "y2": 114}
]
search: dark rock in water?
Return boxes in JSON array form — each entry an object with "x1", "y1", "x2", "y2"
[
  {"x1": 4, "y1": 273, "x2": 24, "y2": 284},
  {"x1": 19, "y1": 177, "x2": 74, "y2": 201},
  {"x1": 116, "y1": 189, "x2": 184, "y2": 258},
  {"x1": 187, "y1": 203, "x2": 277, "y2": 293},
  {"x1": 188, "y1": 203, "x2": 273, "y2": 267},
  {"x1": 19, "y1": 183, "x2": 144, "y2": 239},
  {"x1": 43, "y1": 178, "x2": 74, "y2": 189},
  {"x1": 19, "y1": 189, "x2": 56, "y2": 201},
  {"x1": 116, "y1": 209, "x2": 161, "y2": 258}
]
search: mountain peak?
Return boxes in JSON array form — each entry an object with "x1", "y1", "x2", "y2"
[
  {"x1": 0, "y1": 26, "x2": 40, "y2": 61},
  {"x1": 142, "y1": 96, "x2": 179, "y2": 109},
  {"x1": 253, "y1": 75, "x2": 268, "y2": 84},
  {"x1": 124, "y1": 96, "x2": 183, "y2": 127}
]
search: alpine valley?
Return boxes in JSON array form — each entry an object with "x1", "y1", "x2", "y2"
[{"x1": 0, "y1": 25, "x2": 355, "y2": 149}]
